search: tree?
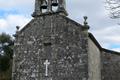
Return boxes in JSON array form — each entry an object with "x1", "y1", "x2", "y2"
[
  {"x1": 0, "y1": 33, "x2": 14, "y2": 71},
  {"x1": 105, "y1": 0, "x2": 120, "y2": 20}
]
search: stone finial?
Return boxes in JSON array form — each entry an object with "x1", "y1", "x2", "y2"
[
  {"x1": 13, "y1": 26, "x2": 20, "y2": 37},
  {"x1": 32, "y1": 0, "x2": 68, "y2": 17},
  {"x1": 16, "y1": 26, "x2": 20, "y2": 31},
  {"x1": 84, "y1": 16, "x2": 88, "y2": 26},
  {"x1": 83, "y1": 16, "x2": 90, "y2": 29}
]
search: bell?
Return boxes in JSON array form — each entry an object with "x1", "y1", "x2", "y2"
[
  {"x1": 51, "y1": 0, "x2": 58, "y2": 6},
  {"x1": 41, "y1": 0, "x2": 47, "y2": 9}
]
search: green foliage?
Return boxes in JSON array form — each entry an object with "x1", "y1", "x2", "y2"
[
  {"x1": 0, "y1": 55, "x2": 10, "y2": 71},
  {"x1": 3, "y1": 46, "x2": 13, "y2": 59},
  {"x1": 0, "y1": 33, "x2": 11, "y2": 44},
  {"x1": 0, "y1": 33, "x2": 13, "y2": 71}
]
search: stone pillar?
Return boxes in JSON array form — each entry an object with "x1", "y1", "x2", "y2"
[
  {"x1": 47, "y1": 0, "x2": 52, "y2": 13},
  {"x1": 32, "y1": 0, "x2": 42, "y2": 17},
  {"x1": 57, "y1": 0, "x2": 68, "y2": 16}
]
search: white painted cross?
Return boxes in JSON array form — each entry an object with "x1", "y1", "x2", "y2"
[{"x1": 44, "y1": 60, "x2": 50, "y2": 76}]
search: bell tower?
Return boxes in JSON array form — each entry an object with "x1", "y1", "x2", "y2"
[{"x1": 32, "y1": 0, "x2": 68, "y2": 17}]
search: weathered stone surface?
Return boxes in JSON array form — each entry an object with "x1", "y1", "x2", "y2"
[
  {"x1": 101, "y1": 50, "x2": 120, "y2": 80},
  {"x1": 12, "y1": 14, "x2": 89, "y2": 80},
  {"x1": 88, "y1": 38, "x2": 101, "y2": 80},
  {"x1": 11, "y1": 9, "x2": 120, "y2": 80}
]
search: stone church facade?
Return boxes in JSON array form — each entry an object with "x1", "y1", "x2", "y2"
[{"x1": 12, "y1": 0, "x2": 120, "y2": 80}]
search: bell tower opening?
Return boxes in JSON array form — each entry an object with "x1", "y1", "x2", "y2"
[{"x1": 32, "y1": 0, "x2": 68, "y2": 17}]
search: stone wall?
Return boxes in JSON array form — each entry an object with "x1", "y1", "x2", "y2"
[
  {"x1": 101, "y1": 49, "x2": 120, "y2": 80},
  {"x1": 12, "y1": 14, "x2": 89, "y2": 80},
  {"x1": 88, "y1": 38, "x2": 101, "y2": 80}
]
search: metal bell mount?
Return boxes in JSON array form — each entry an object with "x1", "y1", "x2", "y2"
[
  {"x1": 51, "y1": 0, "x2": 58, "y2": 6},
  {"x1": 41, "y1": 0, "x2": 48, "y2": 9}
]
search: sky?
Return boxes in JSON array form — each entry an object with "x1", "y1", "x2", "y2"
[{"x1": 0, "y1": 0, "x2": 120, "y2": 52}]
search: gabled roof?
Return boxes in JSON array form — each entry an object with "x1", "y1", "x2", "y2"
[
  {"x1": 102, "y1": 48, "x2": 120, "y2": 55},
  {"x1": 17, "y1": 13, "x2": 120, "y2": 55},
  {"x1": 18, "y1": 13, "x2": 89, "y2": 34},
  {"x1": 89, "y1": 33, "x2": 102, "y2": 49},
  {"x1": 19, "y1": 19, "x2": 35, "y2": 34},
  {"x1": 89, "y1": 32, "x2": 120, "y2": 55}
]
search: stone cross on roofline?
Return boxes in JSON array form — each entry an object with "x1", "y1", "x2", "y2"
[{"x1": 32, "y1": 0, "x2": 68, "y2": 17}]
